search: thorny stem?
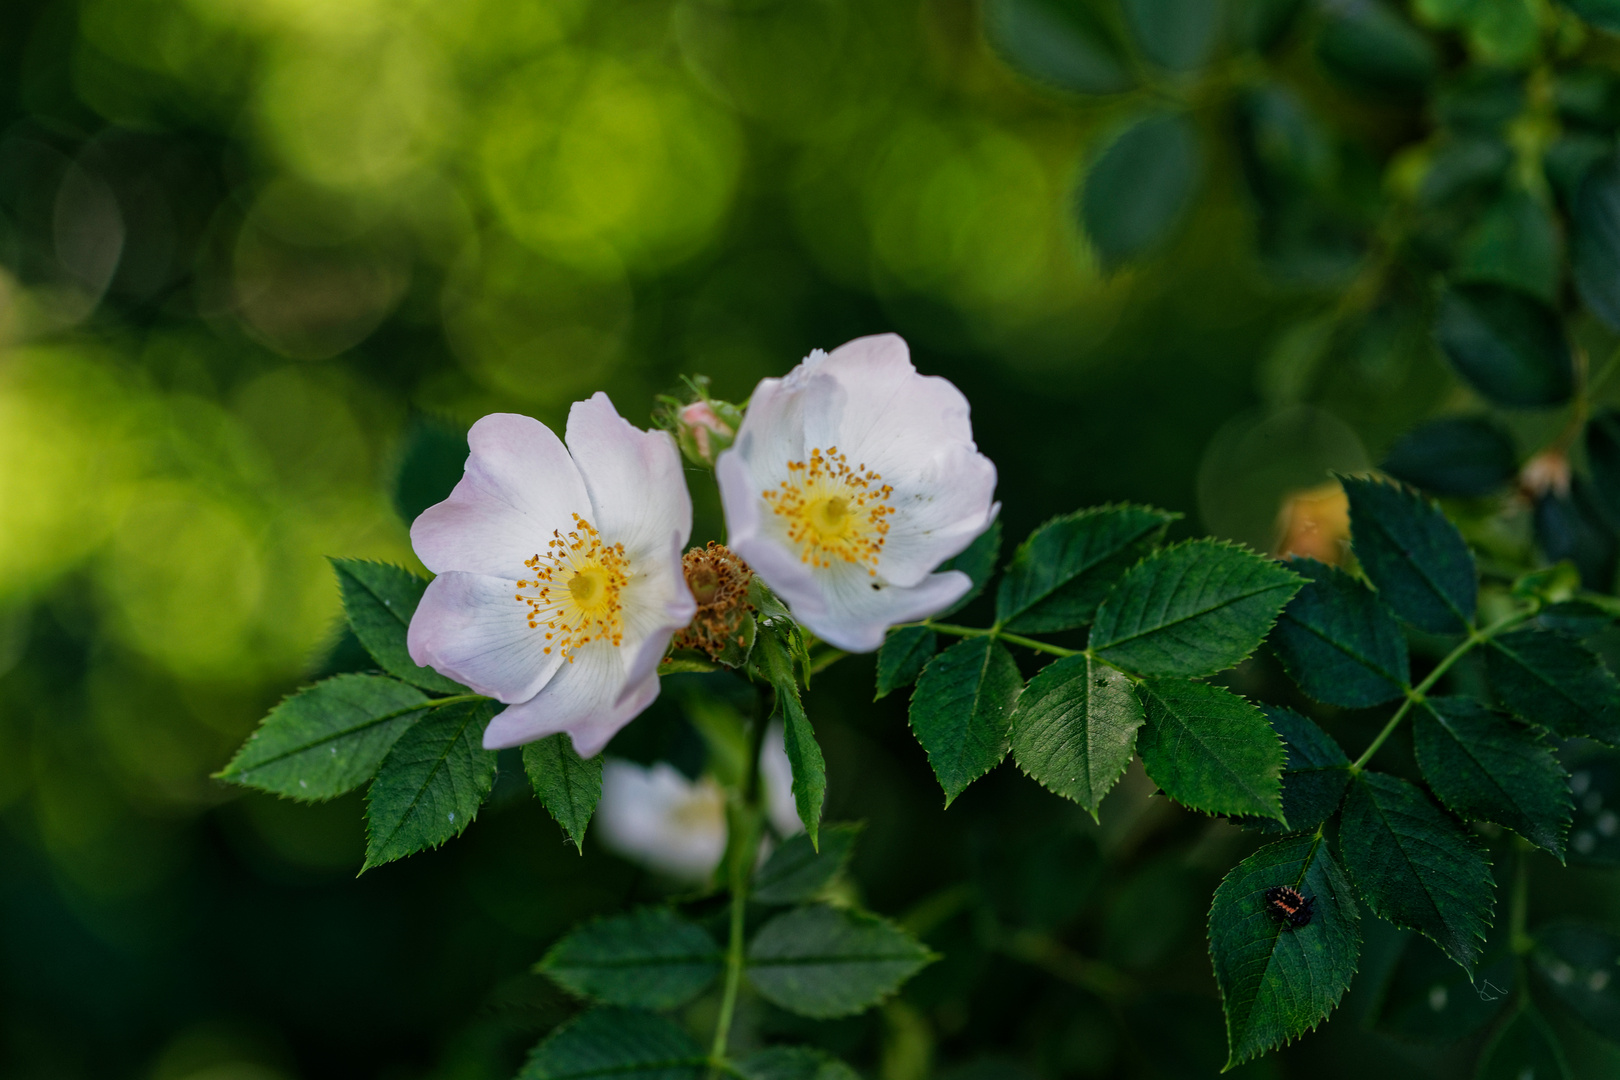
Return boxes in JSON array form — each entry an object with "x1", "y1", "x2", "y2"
[
  {"x1": 1349, "y1": 609, "x2": 1537, "y2": 773},
  {"x1": 708, "y1": 706, "x2": 768, "y2": 1074}
]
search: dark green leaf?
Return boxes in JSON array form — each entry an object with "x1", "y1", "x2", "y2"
[
  {"x1": 1080, "y1": 112, "x2": 1202, "y2": 270},
  {"x1": 1533, "y1": 480, "x2": 1618, "y2": 592},
  {"x1": 1433, "y1": 283, "x2": 1574, "y2": 408},
  {"x1": 363, "y1": 699, "x2": 498, "y2": 870},
  {"x1": 875, "y1": 627, "x2": 937, "y2": 700},
  {"x1": 1456, "y1": 188, "x2": 1561, "y2": 302},
  {"x1": 1371, "y1": 936, "x2": 1514, "y2": 1043},
  {"x1": 392, "y1": 417, "x2": 467, "y2": 526},
  {"x1": 331, "y1": 558, "x2": 466, "y2": 693},
  {"x1": 753, "y1": 823, "x2": 862, "y2": 905},
  {"x1": 517, "y1": 1007, "x2": 707, "y2": 1080},
  {"x1": 757, "y1": 632, "x2": 826, "y2": 844},
  {"x1": 538, "y1": 908, "x2": 722, "y2": 1009},
  {"x1": 1209, "y1": 833, "x2": 1361, "y2": 1067},
  {"x1": 1121, "y1": 0, "x2": 1220, "y2": 71},
  {"x1": 1485, "y1": 628, "x2": 1620, "y2": 744},
  {"x1": 909, "y1": 637, "x2": 1023, "y2": 805},
  {"x1": 1271, "y1": 557, "x2": 1408, "y2": 707},
  {"x1": 734, "y1": 1047, "x2": 860, "y2": 1080},
  {"x1": 1242, "y1": 707, "x2": 1351, "y2": 836},
  {"x1": 995, "y1": 504, "x2": 1176, "y2": 633},
  {"x1": 1566, "y1": 745, "x2": 1620, "y2": 865},
  {"x1": 936, "y1": 519, "x2": 1001, "y2": 618},
  {"x1": 1476, "y1": 1007, "x2": 1571, "y2": 1080},
  {"x1": 745, "y1": 904, "x2": 935, "y2": 1019},
  {"x1": 1531, "y1": 922, "x2": 1620, "y2": 1044},
  {"x1": 1341, "y1": 476, "x2": 1477, "y2": 634},
  {"x1": 1380, "y1": 416, "x2": 1518, "y2": 498},
  {"x1": 1562, "y1": 0, "x2": 1620, "y2": 32},
  {"x1": 1316, "y1": 3, "x2": 1437, "y2": 97},
  {"x1": 1574, "y1": 151, "x2": 1620, "y2": 332},
  {"x1": 523, "y1": 734, "x2": 603, "y2": 853},
  {"x1": 219, "y1": 674, "x2": 430, "y2": 801},
  {"x1": 1136, "y1": 678, "x2": 1285, "y2": 820},
  {"x1": 982, "y1": 0, "x2": 1133, "y2": 95},
  {"x1": 1338, "y1": 772, "x2": 1495, "y2": 971},
  {"x1": 1230, "y1": 0, "x2": 1303, "y2": 52},
  {"x1": 1536, "y1": 599, "x2": 1615, "y2": 640},
  {"x1": 1586, "y1": 407, "x2": 1620, "y2": 527},
  {"x1": 1008, "y1": 653, "x2": 1145, "y2": 820},
  {"x1": 1412, "y1": 697, "x2": 1572, "y2": 859},
  {"x1": 1090, "y1": 539, "x2": 1304, "y2": 677}
]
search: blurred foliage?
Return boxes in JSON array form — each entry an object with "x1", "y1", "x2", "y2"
[{"x1": 9, "y1": 0, "x2": 1620, "y2": 1078}]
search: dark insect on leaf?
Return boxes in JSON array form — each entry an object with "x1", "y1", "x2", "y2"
[
  {"x1": 1263, "y1": 885, "x2": 1315, "y2": 928},
  {"x1": 1433, "y1": 283, "x2": 1574, "y2": 408},
  {"x1": 1271, "y1": 557, "x2": 1408, "y2": 708},
  {"x1": 1380, "y1": 416, "x2": 1518, "y2": 498},
  {"x1": 1341, "y1": 476, "x2": 1477, "y2": 634}
]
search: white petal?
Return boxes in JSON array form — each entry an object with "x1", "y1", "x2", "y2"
[
  {"x1": 596, "y1": 760, "x2": 726, "y2": 882},
  {"x1": 481, "y1": 638, "x2": 662, "y2": 755},
  {"x1": 411, "y1": 413, "x2": 590, "y2": 579},
  {"x1": 718, "y1": 450, "x2": 826, "y2": 620},
  {"x1": 799, "y1": 563, "x2": 972, "y2": 653},
  {"x1": 566, "y1": 392, "x2": 693, "y2": 563},
  {"x1": 407, "y1": 571, "x2": 563, "y2": 703}
]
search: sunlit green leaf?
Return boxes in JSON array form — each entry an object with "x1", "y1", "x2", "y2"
[
  {"x1": 1485, "y1": 628, "x2": 1620, "y2": 745},
  {"x1": 1475, "y1": 1007, "x2": 1571, "y2": 1080},
  {"x1": 517, "y1": 1007, "x2": 707, "y2": 1080},
  {"x1": 1433, "y1": 283, "x2": 1574, "y2": 408},
  {"x1": 523, "y1": 733, "x2": 603, "y2": 853},
  {"x1": 331, "y1": 558, "x2": 466, "y2": 694},
  {"x1": 1531, "y1": 922, "x2": 1620, "y2": 1044},
  {"x1": 1008, "y1": 653, "x2": 1144, "y2": 820},
  {"x1": 875, "y1": 627, "x2": 937, "y2": 700},
  {"x1": 995, "y1": 504, "x2": 1176, "y2": 633},
  {"x1": 1271, "y1": 558, "x2": 1408, "y2": 707},
  {"x1": 363, "y1": 699, "x2": 498, "y2": 871},
  {"x1": 745, "y1": 904, "x2": 935, "y2": 1019},
  {"x1": 1136, "y1": 678, "x2": 1285, "y2": 820},
  {"x1": 752, "y1": 823, "x2": 862, "y2": 905},
  {"x1": 538, "y1": 907, "x2": 722, "y2": 1009},
  {"x1": 1341, "y1": 476, "x2": 1477, "y2": 634},
  {"x1": 1080, "y1": 112, "x2": 1202, "y2": 270},
  {"x1": 909, "y1": 637, "x2": 1022, "y2": 805}
]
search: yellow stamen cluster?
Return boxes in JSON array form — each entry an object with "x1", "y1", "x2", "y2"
[
  {"x1": 762, "y1": 446, "x2": 893, "y2": 574},
  {"x1": 515, "y1": 513, "x2": 629, "y2": 663}
]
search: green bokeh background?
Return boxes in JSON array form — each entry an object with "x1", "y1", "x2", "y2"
[{"x1": 3, "y1": 1, "x2": 1613, "y2": 1078}]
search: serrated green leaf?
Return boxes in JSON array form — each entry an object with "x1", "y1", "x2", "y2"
[
  {"x1": 745, "y1": 904, "x2": 935, "y2": 1019},
  {"x1": 1531, "y1": 922, "x2": 1620, "y2": 1044},
  {"x1": 1008, "y1": 653, "x2": 1144, "y2": 820},
  {"x1": 1381, "y1": 415, "x2": 1518, "y2": 498},
  {"x1": 363, "y1": 699, "x2": 498, "y2": 870},
  {"x1": 517, "y1": 1007, "x2": 707, "y2": 1080},
  {"x1": 1574, "y1": 151, "x2": 1620, "y2": 332},
  {"x1": 1209, "y1": 833, "x2": 1361, "y2": 1068},
  {"x1": 875, "y1": 627, "x2": 937, "y2": 700},
  {"x1": 538, "y1": 907, "x2": 723, "y2": 1009},
  {"x1": 1271, "y1": 558, "x2": 1409, "y2": 707},
  {"x1": 523, "y1": 734, "x2": 603, "y2": 853},
  {"x1": 734, "y1": 1047, "x2": 860, "y2": 1080},
  {"x1": 1242, "y1": 707, "x2": 1351, "y2": 836},
  {"x1": 995, "y1": 504, "x2": 1176, "y2": 633},
  {"x1": 219, "y1": 674, "x2": 431, "y2": 800},
  {"x1": 1412, "y1": 697, "x2": 1572, "y2": 859},
  {"x1": 1121, "y1": 0, "x2": 1219, "y2": 71},
  {"x1": 757, "y1": 632, "x2": 825, "y2": 845},
  {"x1": 1371, "y1": 935, "x2": 1513, "y2": 1044},
  {"x1": 908, "y1": 637, "x2": 1023, "y2": 805},
  {"x1": 1485, "y1": 628, "x2": 1620, "y2": 745},
  {"x1": 1135, "y1": 678, "x2": 1285, "y2": 820},
  {"x1": 753, "y1": 823, "x2": 862, "y2": 905},
  {"x1": 1565, "y1": 744, "x2": 1620, "y2": 865},
  {"x1": 1341, "y1": 476, "x2": 1477, "y2": 634},
  {"x1": 331, "y1": 558, "x2": 466, "y2": 694},
  {"x1": 982, "y1": 0, "x2": 1134, "y2": 95},
  {"x1": 1339, "y1": 772, "x2": 1495, "y2": 971},
  {"x1": 1090, "y1": 539, "x2": 1303, "y2": 677},
  {"x1": 1433, "y1": 283, "x2": 1574, "y2": 408},
  {"x1": 1080, "y1": 112, "x2": 1202, "y2": 269},
  {"x1": 1476, "y1": 1007, "x2": 1571, "y2": 1080},
  {"x1": 937, "y1": 519, "x2": 1002, "y2": 618}
]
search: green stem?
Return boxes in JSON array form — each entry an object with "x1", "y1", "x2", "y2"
[
  {"x1": 924, "y1": 622, "x2": 1081, "y2": 658},
  {"x1": 1349, "y1": 610, "x2": 1536, "y2": 773},
  {"x1": 709, "y1": 713, "x2": 768, "y2": 1073},
  {"x1": 997, "y1": 928, "x2": 1134, "y2": 1000}
]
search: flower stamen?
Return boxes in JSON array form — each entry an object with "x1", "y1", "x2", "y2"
[
  {"x1": 762, "y1": 446, "x2": 894, "y2": 574},
  {"x1": 515, "y1": 513, "x2": 629, "y2": 662}
]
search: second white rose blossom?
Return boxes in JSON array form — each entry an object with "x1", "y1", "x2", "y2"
[
  {"x1": 406, "y1": 394, "x2": 696, "y2": 756},
  {"x1": 716, "y1": 334, "x2": 999, "y2": 652}
]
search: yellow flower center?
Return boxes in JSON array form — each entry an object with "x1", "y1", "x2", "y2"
[
  {"x1": 515, "y1": 514, "x2": 629, "y2": 662},
  {"x1": 763, "y1": 446, "x2": 894, "y2": 573}
]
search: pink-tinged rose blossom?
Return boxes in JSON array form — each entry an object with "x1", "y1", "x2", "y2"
[
  {"x1": 716, "y1": 334, "x2": 998, "y2": 652},
  {"x1": 406, "y1": 394, "x2": 696, "y2": 755}
]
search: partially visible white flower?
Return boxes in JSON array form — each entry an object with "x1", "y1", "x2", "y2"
[
  {"x1": 406, "y1": 395, "x2": 696, "y2": 756},
  {"x1": 716, "y1": 334, "x2": 998, "y2": 652},
  {"x1": 595, "y1": 724, "x2": 803, "y2": 881}
]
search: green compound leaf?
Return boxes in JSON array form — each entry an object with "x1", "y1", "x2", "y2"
[
  {"x1": 1485, "y1": 628, "x2": 1620, "y2": 745},
  {"x1": 1574, "y1": 151, "x2": 1620, "y2": 331},
  {"x1": 1090, "y1": 539, "x2": 1304, "y2": 678},
  {"x1": 1241, "y1": 707, "x2": 1352, "y2": 836},
  {"x1": 1008, "y1": 653, "x2": 1144, "y2": 820},
  {"x1": 517, "y1": 1006, "x2": 708, "y2": 1080},
  {"x1": 909, "y1": 637, "x2": 1023, "y2": 806},
  {"x1": 1380, "y1": 415, "x2": 1518, "y2": 498},
  {"x1": 745, "y1": 904, "x2": 935, "y2": 1019},
  {"x1": 937, "y1": 519, "x2": 1002, "y2": 618},
  {"x1": 1135, "y1": 678, "x2": 1285, "y2": 821},
  {"x1": 1208, "y1": 833, "x2": 1361, "y2": 1068},
  {"x1": 1370, "y1": 935, "x2": 1514, "y2": 1044},
  {"x1": 758, "y1": 632, "x2": 826, "y2": 845},
  {"x1": 1531, "y1": 922, "x2": 1620, "y2": 1044},
  {"x1": 1433, "y1": 283, "x2": 1574, "y2": 408},
  {"x1": 1121, "y1": 0, "x2": 1220, "y2": 71},
  {"x1": 995, "y1": 504, "x2": 1177, "y2": 633},
  {"x1": 219, "y1": 674, "x2": 431, "y2": 801},
  {"x1": 734, "y1": 1047, "x2": 860, "y2": 1080},
  {"x1": 537, "y1": 907, "x2": 723, "y2": 1010},
  {"x1": 1339, "y1": 772, "x2": 1495, "y2": 971},
  {"x1": 523, "y1": 734, "x2": 603, "y2": 853},
  {"x1": 1080, "y1": 111, "x2": 1202, "y2": 270},
  {"x1": 982, "y1": 0, "x2": 1134, "y2": 96},
  {"x1": 875, "y1": 627, "x2": 937, "y2": 701},
  {"x1": 753, "y1": 823, "x2": 862, "y2": 906},
  {"x1": 363, "y1": 698, "x2": 499, "y2": 871},
  {"x1": 1271, "y1": 557, "x2": 1409, "y2": 708},
  {"x1": 331, "y1": 558, "x2": 466, "y2": 694},
  {"x1": 1341, "y1": 476, "x2": 1477, "y2": 634},
  {"x1": 1475, "y1": 1007, "x2": 1572, "y2": 1080},
  {"x1": 1412, "y1": 697, "x2": 1572, "y2": 859}
]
